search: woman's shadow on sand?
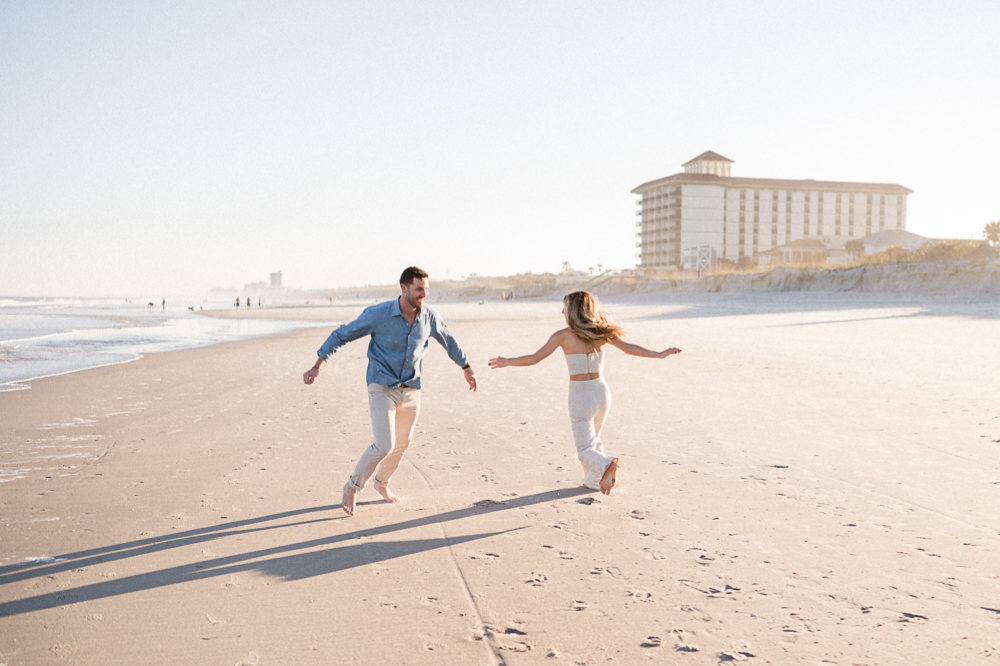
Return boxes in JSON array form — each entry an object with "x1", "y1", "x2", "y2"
[{"x1": 0, "y1": 486, "x2": 591, "y2": 617}]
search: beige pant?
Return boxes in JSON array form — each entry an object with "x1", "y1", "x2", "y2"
[
  {"x1": 568, "y1": 378, "x2": 615, "y2": 490},
  {"x1": 347, "y1": 384, "x2": 421, "y2": 492}
]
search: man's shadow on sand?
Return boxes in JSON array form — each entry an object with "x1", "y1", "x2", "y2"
[{"x1": 0, "y1": 487, "x2": 591, "y2": 617}]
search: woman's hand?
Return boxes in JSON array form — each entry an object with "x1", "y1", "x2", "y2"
[
  {"x1": 659, "y1": 347, "x2": 682, "y2": 359},
  {"x1": 488, "y1": 357, "x2": 508, "y2": 369}
]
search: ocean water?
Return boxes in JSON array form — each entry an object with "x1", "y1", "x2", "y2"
[{"x1": 0, "y1": 297, "x2": 337, "y2": 391}]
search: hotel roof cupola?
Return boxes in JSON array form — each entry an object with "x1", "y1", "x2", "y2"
[{"x1": 682, "y1": 150, "x2": 734, "y2": 177}]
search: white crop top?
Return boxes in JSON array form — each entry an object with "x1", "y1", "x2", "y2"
[{"x1": 564, "y1": 349, "x2": 605, "y2": 375}]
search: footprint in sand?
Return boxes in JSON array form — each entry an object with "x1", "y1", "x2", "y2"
[
  {"x1": 627, "y1": 589, "x2": 654, "y2": 602},
  {"x1": 720, "y1": 650, "x2": 756, "y2": 661},
  {"x1": 590, "y1": 566, "x2": 623, "y2": 578},
  {"x1": 525, "y1": 572, "x2": 548, "y2": 587},
  {"x1": 670, "y1": 629, "x2": 700, "y2": 652},
  {"x1": 679, "y1": 605, "x2": 712, "y2": 621},
  {"x1": 419, "y1": 634, "x2": 446, "y2": 651}
]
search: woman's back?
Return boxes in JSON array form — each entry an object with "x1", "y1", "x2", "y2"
[
  {"x1": 557, "y1": 328, "x2": 607, "y2": 355},
  {"x1": 565, "y1": 348, "x2": 604, "y2": 375}
]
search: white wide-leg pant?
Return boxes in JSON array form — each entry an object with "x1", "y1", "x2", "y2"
[
  {"x1": 347, "y1": 384, "x2": 421, "y2": 492},
  {"x1": 568, "y1": 378, "x2": 615, "y2": 490}
]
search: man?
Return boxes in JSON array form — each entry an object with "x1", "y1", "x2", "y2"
[{"x1": 303, "y1": 266, "x2": 476, "y2": 516}]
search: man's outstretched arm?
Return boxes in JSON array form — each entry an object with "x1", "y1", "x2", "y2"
[{"x1": 304, "y1": 307, "x2": 377, "y2": 385}]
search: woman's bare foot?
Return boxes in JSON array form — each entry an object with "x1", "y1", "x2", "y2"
[
  {"x1": 600, "y1": 458, "x2": 621, "y2": 495},
  {"x1": 376, "y1": 485, "x2": 400, "y2": 503},
  {"x1": 342, "y1": 483, "x2": 358, "y2": 516}
]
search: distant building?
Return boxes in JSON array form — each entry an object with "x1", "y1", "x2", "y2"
[
  {"x1": 966, "y1": 242, "x2": 1000, "y2": 260},
  {"x1": 859, "y1": 229, "x2": 928, "y2": 255},
  {"x1": 632, "y1": 151, "x2": 913, "y2": 270},
  {"x1": 681, "y1": 245, "x2": 717, "y2": 272},
  {"x1": 756, "y1": 238, "x2": 829, "y2": 266},
  {"x1": 270, "y1": 271, "x2": 283, "y2": 289}
]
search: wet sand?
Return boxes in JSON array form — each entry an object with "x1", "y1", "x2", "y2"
[{"x1": 2, "y1": 293, "x2": 999, "y2": 664}]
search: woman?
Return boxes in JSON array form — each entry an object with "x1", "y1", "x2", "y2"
[{"x1": 489, "y1": 291, "x2": 681, "y2": 495}]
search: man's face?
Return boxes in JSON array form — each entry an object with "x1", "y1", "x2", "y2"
[{"x1": 401, "y1": 277, "x2": 429, "y2": 310}]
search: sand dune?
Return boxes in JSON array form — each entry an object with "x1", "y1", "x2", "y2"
[{"x1": 2, "y1": 292, "x2": 999, "y2": 664}]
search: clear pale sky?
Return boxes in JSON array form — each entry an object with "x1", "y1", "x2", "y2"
[{"x1": 2, "y1": 1, "x2": 998, "y2": 298}]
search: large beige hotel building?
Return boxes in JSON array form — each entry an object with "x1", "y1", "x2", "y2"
[{"x1": 632, "y1": 151, "x2": 913, "y2": 269}]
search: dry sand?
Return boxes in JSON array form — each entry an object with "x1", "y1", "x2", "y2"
[{"x1": 2, "y1": 292, "x2": 999, "y2": 664}]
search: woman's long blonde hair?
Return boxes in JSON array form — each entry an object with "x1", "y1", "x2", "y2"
[{"x1": 563, "y1": 291, "x2": 624, "y2": 344}]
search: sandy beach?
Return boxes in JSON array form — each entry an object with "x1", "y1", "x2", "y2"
[{"x1": 2, "y1": 292, "x2": 999, "y2": 664}]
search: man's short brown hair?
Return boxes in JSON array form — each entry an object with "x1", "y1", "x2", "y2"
[{"x1": 399, "y1": 266, "x2": 429, "y2": 286}]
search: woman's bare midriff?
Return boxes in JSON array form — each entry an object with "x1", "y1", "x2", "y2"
[{"x1": 569, "y1": 372, "x2": 601, "y2": 381}]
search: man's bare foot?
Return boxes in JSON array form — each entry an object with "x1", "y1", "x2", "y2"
[
  {"x1": 376, "y1": 485, "x2": 400, "y2": 503},
  {"x1": 600, "y1": 458, "x2": 621, "y2": 495},
  {"x1": 342, "y1": 482, "x2": 357, "y2": 516}
]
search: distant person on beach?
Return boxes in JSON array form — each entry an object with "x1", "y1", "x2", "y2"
[
  {"x1": 247, "y1": 297, "x2": 251, "y2": 309},
  {"x1": 303, "y1": 266, "x2": 477, "y2": 516},
  {"x1": 489, "y1": 291, "x2": 680, "y2": 495}
]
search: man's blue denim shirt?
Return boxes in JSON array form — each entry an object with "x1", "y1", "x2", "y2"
[{"x1": 317, "y1": 298, "x2": 468, "y2": 389}]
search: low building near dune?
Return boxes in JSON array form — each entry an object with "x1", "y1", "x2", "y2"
[
  {"x1": 858, "y1": 229, "x2": 929, "y2": 255},
  {"x1": 755, "y1": 238, "x2": 829, "y2": 266},
  {"x1": 961, "y1": 241, "x2": 999, "y2": 261},
  {"x1": 681, "y1": 244, "x2": 717, "y2": 272}
]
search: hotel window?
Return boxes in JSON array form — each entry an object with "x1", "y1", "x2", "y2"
[
  {"x1": 752, "y1": 195, "x2": 760, "y2": 255},
  {"x1": 848, "y1": 195, "x2": 855, "y2": 237},
  {"x1": 770, "y1": 193, "x2": 778, "y2": 246},
  {"x1": 785, "y1": 192, "x2": 792, "y2": 240},
  {"x1": 739, "y1": 190, "x2": 746, "y2": 256}
]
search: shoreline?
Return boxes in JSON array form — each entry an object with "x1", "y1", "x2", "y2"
[
  {"x1": 0, "y1": 312, "x2": 341, "y2": 393},
  {"x1": 6, "y1": 283, "x2": 996, "y2": 393}
]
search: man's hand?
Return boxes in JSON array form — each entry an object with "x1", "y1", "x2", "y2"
[
  {"x1": 464, "y1": 366, "x2": 478, "y2": 392},
  {"x1": 304, "y1": 357, "x2": 326, "y2": 384}
]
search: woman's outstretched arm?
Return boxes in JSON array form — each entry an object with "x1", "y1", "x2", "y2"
[
  {"x1": 489, "y1": 331, "x2": 564, "y2": 369},
  {"x1": 608, "y1": 335, "x2": 681, "y2": 359}
]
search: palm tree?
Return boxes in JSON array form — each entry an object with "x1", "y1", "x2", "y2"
[{"x1": 984, "y1": 221, "x2": 1000, "y2": 247}]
